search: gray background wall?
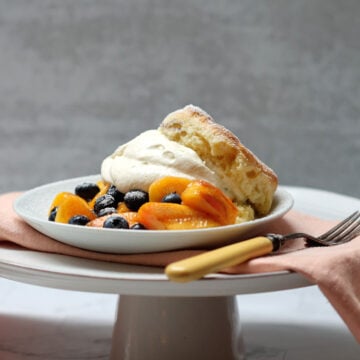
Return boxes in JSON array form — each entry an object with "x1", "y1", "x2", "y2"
[{"x1": 1, "y1": 0, "x2": 359, "y2": 198}]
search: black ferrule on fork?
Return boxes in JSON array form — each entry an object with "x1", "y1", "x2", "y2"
[{"x1": 265, "y1": 234, "x2": 284, "y2": 252}]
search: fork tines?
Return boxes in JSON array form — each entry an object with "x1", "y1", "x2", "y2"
[{"x1": 319, "y1": 211, "x2": 360, "y2": 245}]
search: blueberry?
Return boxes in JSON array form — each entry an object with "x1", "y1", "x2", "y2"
[
  {"x1": 103, "y1": 215, "x2": 129, "y2": 229},
  {"x1": 68, "y1": 215, "x2": 90, "y2": 226},
  {"x1": 94, "y1": 194, "x2": 116, "y2": 215},
  {"x1": 75, "y1": 182, "x2": 100, "y2": 201},
  {"x1": 130, "y1": 223, "x2": 147, "y2": 230},
  {"x1": 48, "y1": 207, "x2": 58, "y2": 221},
  {"x1": 162, "y1": 192, "x2": 182, "y2": 204},
  {"x1": 107, "y1": 185, "x2": 125, "y2": 205},
  {"x1": 124, "y1": 190, "x2": 149, "y2": 211},
  {"x1": 97, "y1": 207, "x2": 117, "y2": 217}
]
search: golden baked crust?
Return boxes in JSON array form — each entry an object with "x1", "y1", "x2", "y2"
[{"x1": 159, "y1": 105, "x2": 278, "y2": 216}]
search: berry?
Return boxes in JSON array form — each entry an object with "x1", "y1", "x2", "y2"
[
  {"x1": 97, "y1": 207, "x2": 117, "y2": 217},
  {"x1": 68, "y1": 215, "x2": 90, "y2": 226},
  {"x1": 75, "y1": 182, "x2": 100, "y2": 201},
  {"x1": 103, "y1": 215, "x2": 129, "y2": 229},
  {"x1": 130, "y1": 223, "x2": 147, "y2": 230},
  {"x1": 162, "y1": 192, "x2": 182, "y2": 204},
  {"x1": 94, "y1": 194, "x2": 116, "y2": 215},
  {"x1": 107, "y1": 185, "x2": 125, "y2": 205},
  {"x1": 48, "y1": 207, "x2": 58, "y2": 221},
  {"x1": 124, "y1": 190, "x2": 149, "y2": 211}
]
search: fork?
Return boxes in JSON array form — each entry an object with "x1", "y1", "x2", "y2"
[{"x1": 165, "y1": 211, "x2": 360, "y2": 283}]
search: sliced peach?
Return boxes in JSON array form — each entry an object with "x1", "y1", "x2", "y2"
[
  {"x1": 96, "y1": 179, "x2": 109, "y2": 190},
  {"x1": 137, "y1": 202, "x2": 221, "y2": 230},
  {"x1": 87, "y1": 215, "x2": 110, "y2": 227},
  {"x1": 119, "y1": 211, "x2": 141, "y2": 227},
  {"x1": 87, "y1": 212, "x2": 139, "y2": 228},
  {"x1": 48, "y1": 192, "x2": 74, "y2": 215},
  {"x1": 88, "y1": 183, "x2": 110, "y2": 209},
  {"x1": 117, "y1": 202, "x2": 130, "y2": 213},
  {"x1": 181, "y1": 180, "x2": 238, "y2": 225},
  {"x1": 55, "y1": 195, "x2": 96, "y2": 224},
  {"x1": 148, "y1": 176, "x2": 192, "y2": 202}
]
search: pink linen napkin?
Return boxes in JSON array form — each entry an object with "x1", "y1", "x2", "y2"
[{"x1": 1, "y1": 192, "x2": 359, "y2": 343}]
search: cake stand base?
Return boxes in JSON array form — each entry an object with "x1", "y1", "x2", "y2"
[{"x1": 110, "y1": 295, "x2": 245, "y2": 360}]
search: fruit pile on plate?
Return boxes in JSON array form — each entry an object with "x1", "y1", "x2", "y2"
[{"x1": 48, "y1": 176, "x2": 238, "y2": 230}]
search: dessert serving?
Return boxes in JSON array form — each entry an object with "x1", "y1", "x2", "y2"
[{"x1": 48, "y1": 105, "x2": 278, "y2": 231}]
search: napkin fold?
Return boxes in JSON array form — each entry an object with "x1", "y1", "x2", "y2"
[{"x1": 1, "y1": 192, "x2": 359, "y2": 343}]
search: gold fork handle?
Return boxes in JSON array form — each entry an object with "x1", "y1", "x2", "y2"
[{"x1": 165, "y1": 236, "x2": 274, "y2": 283}]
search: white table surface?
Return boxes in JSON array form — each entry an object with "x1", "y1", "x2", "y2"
[{"x1": 0, "y1": 186, "x2": 359, "y2": 359}]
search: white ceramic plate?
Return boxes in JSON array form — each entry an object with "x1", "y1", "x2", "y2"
[{"x1": 14, "y1": 175, "x2": 293, "y2": 254}]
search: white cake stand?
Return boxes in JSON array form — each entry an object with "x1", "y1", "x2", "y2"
[
  {"x1": 0, "y1": 243, "x2": 310, "y2": 360},
  {"x1": 0, "y1": 186, "x2": 358, "y2": 360}
]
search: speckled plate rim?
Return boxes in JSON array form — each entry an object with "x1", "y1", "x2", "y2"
[{"x1": 14, "y1": 175, "x2": 293, "y2": 254}]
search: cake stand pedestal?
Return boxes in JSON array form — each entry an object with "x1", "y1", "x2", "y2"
[
  {"x1": 0, "y1": 244, "x2": 310, "y2": 360},
  {"x1": 111, "y1": 295, "x2": 244, "y2": 360}
]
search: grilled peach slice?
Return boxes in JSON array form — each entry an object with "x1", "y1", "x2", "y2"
[
  {"x1": 181, "y1": 180, "x2": 238, "y2": 225},
  {"x1": 137, "y1": 202, "x2": 221, "y2": 230},
  {"x1": 148, "y1": 176, "x2": 192, "y2": 202},
  {"x1": 55, "y1": 194, "x2": 96, "y2": 224}
]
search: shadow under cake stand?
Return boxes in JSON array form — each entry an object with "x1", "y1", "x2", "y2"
[{"x1": 0, "y1": 243, "x2": 310, "y2": 360}]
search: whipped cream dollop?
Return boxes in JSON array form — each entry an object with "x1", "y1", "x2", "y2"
[{"x1": 101, "y1": 129, "x2": 223, "y2": 192}]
